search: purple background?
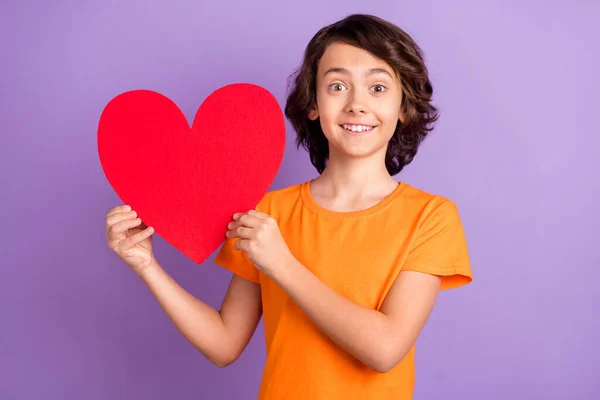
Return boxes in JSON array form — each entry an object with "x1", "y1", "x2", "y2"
[{"x1": 1, "y1": 1, "x2": 598, "y2": 399}]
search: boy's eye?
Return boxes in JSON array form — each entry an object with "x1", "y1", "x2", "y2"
[
  {"x1": 329, "y1": 83, "x2": 346, "y2": 91},
  {"x1": 370, "y1": 85, "x2": 387, "y2": 93}
]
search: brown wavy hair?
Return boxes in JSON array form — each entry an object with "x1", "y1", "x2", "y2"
[{"x1": 284, "y1": 14, "x2": 439, "y2": 176}]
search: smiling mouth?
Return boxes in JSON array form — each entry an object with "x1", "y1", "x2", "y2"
[{"x1": 339, "y1": 124, "x2": 377, "y2": 134}]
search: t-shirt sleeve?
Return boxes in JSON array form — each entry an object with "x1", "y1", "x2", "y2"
[
  {"x1": 402, "y1": 199, "x2": 472, "y2": 290},
  {"x1": 213, "y1": 193, "x2": 273, "y2": 285},
  {"x1": 214, "y1": 236, "x2": 260, "y2": 284}
]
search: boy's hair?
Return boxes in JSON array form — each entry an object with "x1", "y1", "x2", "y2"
[{"x1": 284, "y1": 14, "x2": 439, "y2": 176}]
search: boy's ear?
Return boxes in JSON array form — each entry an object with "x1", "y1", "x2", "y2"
[{"x1": 398, "y1": 108, "x2": 405, "y2": 124}]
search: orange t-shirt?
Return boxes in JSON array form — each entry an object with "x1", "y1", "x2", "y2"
[{"x1": 214, "y1": 180, "x2": 472, "y2": 399}]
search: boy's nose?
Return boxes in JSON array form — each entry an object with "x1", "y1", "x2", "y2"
[{"x1": 345, "y1": 91, "x2": 368, "y2": 114}]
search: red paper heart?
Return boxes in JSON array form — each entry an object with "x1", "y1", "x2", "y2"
[{"x1": 98, "y1": 83, "x2": 285, "y2": 264}]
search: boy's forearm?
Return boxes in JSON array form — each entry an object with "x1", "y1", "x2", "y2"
[
  {"x1": 272, "y1": 259, "x2": 392, "y2": 372},
  {"x1": 139, "y1": 260, "x2": 232, "y2": 367}
]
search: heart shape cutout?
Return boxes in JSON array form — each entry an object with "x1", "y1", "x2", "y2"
[{"x1": 98, "y1": 83, "x2": 286, "y2": 264}]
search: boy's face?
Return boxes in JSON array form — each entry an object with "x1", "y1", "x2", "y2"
[{"x1": 309, "y1": 42, "x2": 404, "y2": 160}]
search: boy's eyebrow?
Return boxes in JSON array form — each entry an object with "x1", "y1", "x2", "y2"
[{"x1": 323, "y1": 67, "x2": 394, "y2": 79}]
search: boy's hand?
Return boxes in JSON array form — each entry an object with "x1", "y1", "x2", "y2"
[
  {"x1": 226, "y1": 210, "x2": 295, "y2": 279},
  {"x1": 105, "y1": 205, "x2": 156, "y2": 277}
]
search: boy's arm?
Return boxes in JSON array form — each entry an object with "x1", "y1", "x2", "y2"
[
  {"x1": 274, "y1": 260, "x2": 440, "y2": 373},
  {"x1": 140, "y1": 261, "x2": 262, "y2": 367}
]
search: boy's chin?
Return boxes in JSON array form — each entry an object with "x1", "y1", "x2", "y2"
[{"x1": 331, "y1": 143, "x2": 387, "y2": 159}]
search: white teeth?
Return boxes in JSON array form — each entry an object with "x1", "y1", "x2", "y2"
[{"x1": 342, "y1": 124, "x2": 373, "y2": 132}]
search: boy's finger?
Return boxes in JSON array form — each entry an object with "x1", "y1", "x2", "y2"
[
  {"x1": 247, "y1": 209, "x2": 269, "y2": 219},
  {"x1": 106, "y1": 211, "x2": 137, "y2": 227},
  {"x1": 121, "y1": 226, "x2": 154, "y2": 251},
  {"x1": 107, "y1": 205, "x2": 131, "y2": 217},
  {"x1": 227, "y1": 226, "x2": 253, "y2": 239},
  {"x1": 111, "y1": 218, "x2": 142, "y2": 235}
]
